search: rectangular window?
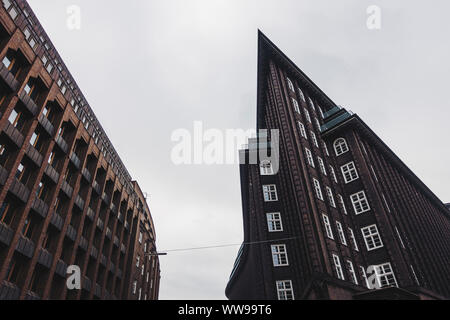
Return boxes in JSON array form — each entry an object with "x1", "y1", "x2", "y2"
[
  {"x1": 298, "y1": 121, "x2": 307, "y2": 139},
  {"x1": 310, "y1": 131, "x2": 318, "y2": 147},
  {"x1": 267, "y1": 212, "x2": 283, "y2": 232},
  {"x1": 260, "y1": 160, "x2": 274, "y2": 175},
  {"x1": 317, "y1": 157, "x2": 327, "y2": 175},
  {"x1": 322, "y1": 214, "x2": 334, "y2": 239},
  {"x1": 348, "y1": 228, "x2": 359, "y2": 251},
  {"x1": 271, "y1": 244, "x2": 289, "y2": 266},
  {"x1": 341, "y1": 161, "x2": 359, "y2": 183},
  {"x1": 350, "y1": 191, "x2": 370, "y2": 214},
  {"x1": 336, "y1": 221, "x2": 347, "y2": 245},
  {"x1": 347, "y1": 260, "x2": 358, "y2": 285},
  {"x1": 361, "y1": 224, "x2": 383, "y2": 251},
  {"x1": 276, "y1": 280, "x2": 294, "y2": 300},
  {"x1": 332, "y1": 254, "x2": 345, "y2": 280},
  {"x1": 263, "y1": 185, "x2": 278, "y2": 202},
  {"x1": 292, "y1": 98, "x2": 300, "y2": 114},
  {"x1": 375, "y1": 262, "x2": 398, "y2": 288},
  {"x1": 326, "y1": 187, "x2": 336, "y2": 208},
  {"x1": 313, "y1": 178, "x2": 323, "y2": 200},
  {"x1": 337, "y1": 194, "x2": 347, "y2": 215},
  {"x1": 305, "y1": 148, "x2": 315, "y2": 167}
]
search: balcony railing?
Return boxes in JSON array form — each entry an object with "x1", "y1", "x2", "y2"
[
  {"x1": 31, "y1": 197, "x2": 49, "y2": 219},
  {"x1": 113, "y1": 236, "x2": 119, "y2": 247},
  {"x1": 55, "y1": 260, "x2": 67, "y2": 277},
  {"x1": 55, "y1": 135, "x2": 68, "y2": 154},
  {"x1": 0, "y1": 222, "x2": 13, "y2": 246},
  {"x1": 25, "y1": 144, "x2": 43, "y2": 167},
  {"x1": 86, "y1": 207, "x2": 95, "y2": 221},
  {"x1": 38, "y1": 113, "x2": 54, "y2": 136},
  {"x1": 37, "y1": 248, "x2": 53, "y2": 269},
  {"x1": 0, "y1": 280, "x2": 21, "y2": 300},
  {"x1": 105, "y1": 227, "x2": 112, "y2": 239},
  {"x1": 101, "y1": 192, "x2": 109, "y2": 204},
  {"x1": 0, "y1": 165, "x2": 8, "y2": 186},
  {"x1": 92, "y1": 180, "x2": 101, "y2": 194},
  {"x1": 50, "y1": 212, "x2": 64, "y2": 231},
  {"x1": 3, "y1": 121, "x2": 24, "y2": 148},
  {"x1": 18, "y1": 90, "x2": 38, "y2": 116},
  {"x1": 90, "y1": 246, "x2": 98, "y2": 259},
  {"x1": 60, "y1": 180, "x2": 73, "y2": 198},
  {"x1": 82, "y1": 276, "x2": 92, "y2": 292},
  {"x1": 74, "y1": 195, "x2": 85, "y2": 210},
  {"x1": 69, "y1": 151, "x2": 81, "y2": 169},
  {"x1": 96, "y1": 218, "x2": 104, "y2": 231},
  {"x1": 15, "y1": 236, "x2": 35, "y2": 258},
  {"x1": 44, "y1": 163, "x2": 59, "y2": 184},
  {"x1": 81, "y1": 167, "x2": 91, "y2": 182},
  {"x1": 109, "y1": 202, "x2": 117, "y2": 213},
  {"x1": 10, "y1": 178, "x2": 30, "y2": 203},
  {"x1": 0, "y1": 62, "x2": 19, "y2": 91},
  {"x1": 66, "y1": 224, "x2": 77, "y2": 241},
  {"x1": 79, "y1": 236, "x2": 88, "y2": 251}
]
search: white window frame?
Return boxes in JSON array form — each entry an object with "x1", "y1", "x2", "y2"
[
  {"x1": 310, "y1": 131, "x2": 318, "y2": 147},
  {"x1": 381, "y1": 193, "x2": 391, "y2": 212},
  {"x1": 276, "y1": 280, "x2": 294, "y2": 300},
  {"x1": 308, "y1": 97, "x2": 315, "y2": 111},
  {"x1": 322, "y1": 214, "x2": 334, "y2": 239},
  {"x1": 317, "y1": 157, "x2": 327, "y2": 175},
  {"x1": 287, "y1": 77, "x2": 295, "y2": 92},
  {"x1": 313, "y1": 178, "x2": 323, "y2": 201},
  {"x1": 360, "y1": 266, "x2": 370, "y2": 288},
  {"x1": 340, "y1": 161, "x2": 359, "y2": 184},
  {"x1": 304, "y1": 108, "x2": 311, "y2": 123},
  {"x1": 332, "y1": 254, "x2": 345, "y2": 280},
  {"x1": 348, "y1": 228, "x2": 359, "y2": 251},
  {"x1": 305, "y1": 148, "x2": 315, "y2": 167},
  {"x1": 395, "y1": 226, "x2": 406, "y2": 249},
  {"x1": 333, "y1": 138, "x2": 349, "y2": 156},
  {"x1": 326, "y1": 186, "x2": 336, "y2": 208},
  {"x1": 329, "y1": 166, "x2": 338, "y2": 183},
  {"x1": 271, "y1": 244, "x2": 289, "y2": 267},
  {"x1": 298, "y1": 121, "x2": 307, "y2": 139},
  {"x1": 263, "y1": 184, "x2": 278, "y2": 202},
  {"x1": 292, "y1": 98, "x2": 300, "y2": 114},
  {"x1": 323, "y1": 142, "x2": 329, "y2": 156},
  {"x1": 266, "y1": 212, "x2": 283, "y2": 232},
  {"x1": 374, "y1": 262, "x2": 398, "y2": 288},
  {"x1": 347, "y1": 260, "x2": 358, "y2": 285},
  {"x1": 370, "y1": 165, "x2": 379, "y2": 182},
  {"x1": 337, "y1": 194, "x2": 347, "y2": 215},
  {"x1": 298, "y1": 87, "x2": 305, "y2": 102},
  {"x1": 260, "y1": 160, "x2": 274, "y2": 175},
  {"x1": 350, "y1": 191, "x2": 370, "y2": 214},
  {"x1": 336, "y1": 221, "x2": 347, "y2": 245},
  {"x1": 361, "y1": 224, "x2": 384, "y2": 251}
]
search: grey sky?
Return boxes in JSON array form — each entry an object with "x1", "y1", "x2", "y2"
[{"x1": 27, "y1": 0, "x2": 450, "y2": 299}]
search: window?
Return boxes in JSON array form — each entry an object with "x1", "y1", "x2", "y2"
[
  {"x1": 24, "y1": 27, "x2": 31, "y2": 40},
  {"x1": 305, "y1": 148, "x2": 315, "y2": 167},
  {"x1": 271, "y1": 244, "x2": 289, "y2": 266},
  {"x1": 7, "y1": 5, "x2": 17, "y2": 20},
  {"x1": 313, "y1": 178, "x2": 323, "y2": 200},
  {"x1": 337, "y1": 194, "x2": 347, "y2": 214},
  {"x1": 260, "y1": 160, "x2": 274, "y2": 175},
  {"x1": 347, "y1": 261, "x2": 358, "y2": 285},
  {"x1": 310, "y1": 131, "x2": 318, "y2": 147},
  {"x1": 381, "y1": 194, "x2": 391, "y2": 212},
  {"x1": 267, "y1": 212, "x2": 283, "y2": 232},
  {"x1": 138, "y1": 288, "x2": 142, "y2": 300},
  {"x1": 370, "y1": 165, "x2": 378, "y2": 182},
  {"x1": 374, "y1": 263, "x2": 398, "y2": 288},
  {"x1": 317, "y1": 157, "x2": 327, "y2": 175},
  {"x1": 46, "y1": 63, "x2": 53, "y2": 73},
  {"x1": 276, "y1": 280, "x2": 294, "y2": 300},
  {"x1": 336, "y1": 221, "x2": 347, "y2": 245},
  {"x1": 308, "y1": 97, "x2": 315, "y2": 110},
  {"x1": 361, "y1": 224, "x2": 383, "y2": 251},
  {"x1": 136, "y1": 256, "x2": 140, "y2": 267},
  {"x1": 292, "y1": 98, "x2": 300, "y2": 114},
  {"x1": 286, "y1": 77, "x2": 294, "y2": 92},
  {"x1": 360, "y1": 266, "x2": 370, "y2": 288},
  {"x1": 298, "y1": 122, "x2": 307, "y2": 139},
  {"x1": 141, "y1": 264, "x2": 144, "y2": 276},
  {"x1": 395, "y1": 226, "x2": 406, "y2": 249},
  {"x1": 322, "y1": 214, "x2": 334, "y2": 239},
  {"x1": 298, "y1": 88, "x2": 305, "y2": 102},
  {"x1": 304, "y1": 108, "x2": 311, "y2": 123},
  {"x1": 326, "y1": 187, "x2": 336, "y2": 208},
  {"x1": 341, "y1": 161, "x2": 359, "y2": 183},
  {"x1": 315, "y1": 118, "x2": 321, "y2": 130},
  {"x1": 132, "y1": 280, "x2": 137, "y2": 294},
  {"x1": 350, "y1": 191, "x2": 370, "y2": 214},
  {"x1": 333, "y1": 138, "x2": 349, "y2": 156},
  {"x1": 146, "y1": 272, "x2": 149, "y2": 282},
  {"x1": 411, "y1": 265, "x2": 420, "y2": 286},
  {"x1": 29, "y1": 132, "x2": 39, "y2": 147},
  {"x1": 332, "y1": 254, "x2": 345, "y2": 280},
  {"x1": 323, "y1": 142, "x2": 329, "y2": 156},
  {"x1": 139, "y1": 232, "x2": 143, "y2": 243},
  {"x1": 348, "y1": 228, "x2": 359, "y2": 251},
  {"x1": 262, "y1": 185, "x2": 278, "y2": 202},
  {"x1": 329, "y1": 166, "x2": 338, "y2": 183},
  {"x1": 15, "y1": 162, "x2": 24, "y2": 180},
  {"x1": 8, "y1": 109, "x2": 20, "y2": 127}
]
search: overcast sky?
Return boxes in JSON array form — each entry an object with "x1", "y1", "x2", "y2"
[{"x1": 27, "y1": 0, "x2": 450, "y2": 299}]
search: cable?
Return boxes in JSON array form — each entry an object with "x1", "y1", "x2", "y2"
[{"x1": 159, "y1": 236, "x2": 299, "y2": 253}]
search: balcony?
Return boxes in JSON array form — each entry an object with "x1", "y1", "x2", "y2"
[
  {"x1": 100, "y1": 254, "x2": 107, "y2": 266},
  {"x1": 120, "y1": 243, "x2": 126, "y2": 254},
  {"x1": 92, "y1": 180, "x2": 101, "y2": 194},
  {"x1": 74, "y1": 195, "x2": 85, "y2": 210},
  {"x1": 60, "y1": 180, "x2": 73, "y2": 198},
  {"x1": 55, "y1": 135, "x2": 68, "y2": 154},
  {"x1": 0, "y1": 165, "x2": 8, "y2": 186},
  {"x1": 113, "y1": 236, "x2": 119, "y2": 247},
  {"x1": 320, "y1": 108, "x2": 354, "y2": 134},
  {"x1": 81, "y1": 167, "x2": 91, "y2": 182},
  {"x1": 18, "y1": 90, "x2": 39, "y2": 116},
  {"x1": 15, "y1": 235, "x2": 35, "y2": 258},
  {"x1": 86, "y1": 207, "x2": 95, "y2": 221},
  {"x1": 0, "y1": 222, "x2": 13, "y2": 246},
  {"x1": 124, "y1": 221, "x2": 129, "y2": 231},
  {"x1": 3, "y1": 121, "x2": 24, "y2": 147},
  {"x1": 79, "y1": 236, "x2": 88, "y2": 251},
  {"x1": 66, "y1": 224, "x2": 77, "y2": 241},
  {"x1": 0, "y1": 62, "x2": 19, "y2": 91},
  {"x1": 9, "y1": 178, "x2": 30, "y2": 203},
  {"x1": 44, "y1": 163, "x2": 59, "y2": 184},
  {"x1": 25, "y1": 144, "x2": 43, "y2": 167},
  {"x1": 0, "y1": 280, "x2": 21, "y2": 300},
  {"x1": 117, "y1": 212, "x2": 124, "y2": 223},
  {"x1": 37, "y1": 248, "x2": 53, "y2": 269},
  {"x1": 109, "y1": 202, "x2": 117, "y2": 214},
  {"x1": 69, "y1": 151, "x2": 81, "y2": 169},
  {"x1": 31, "y1": 197, "x2": 49, "y2": 219},
  {"x1": 101, "y1": 192, "x2": 109, "y2": 204},
  {"x1": 105, "y1": 227, "x2": 112, "y2": 239},
  {"x1": 96, "y1": 218, "x2": 104, "y2": 231},
  {"x1": 55, "y1": 260, "x2": 67, "y2": 277},
  {"x1": 50, "y1": 212, "x2": 64, "y2": 231},
  {"x1": 38, "y1": 113, "x2": 54, "y2": 136},
  {"x1": 90, "y1": 246, "x2": 98, "y2": 259}
]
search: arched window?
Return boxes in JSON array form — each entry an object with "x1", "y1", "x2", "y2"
[{"x1": 334, "y1": 138, "x2": 349, "y2": 156}]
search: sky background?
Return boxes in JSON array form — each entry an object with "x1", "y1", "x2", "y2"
[{"x1": 27, "y1": 0, "x2": 450, "y2": 299}]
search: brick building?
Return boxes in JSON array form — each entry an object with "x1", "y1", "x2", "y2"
[
  {"x1": 0, "y1": 0, "x2": 160, "y2": 299},
  {"x1": 226, "y1": 31, "x2": 450, "y2": 300}
]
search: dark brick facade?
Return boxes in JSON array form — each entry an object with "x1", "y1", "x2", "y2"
[
  {"x1": 0, "y1": 0, "x2": 160, "y2": 299},
  {"x1": 226, "y1": 31, "x2": 450, "y2": 300}
]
